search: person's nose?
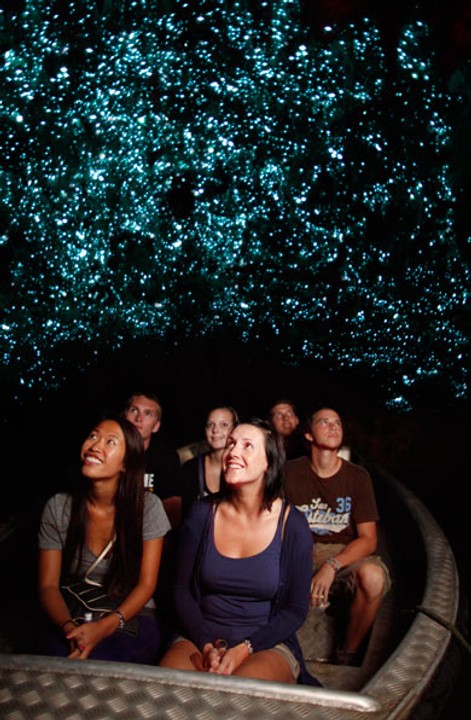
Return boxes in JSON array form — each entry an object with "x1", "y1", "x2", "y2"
[{"x1": 228, "y1": 442, "x2": 240, "y2": 458}]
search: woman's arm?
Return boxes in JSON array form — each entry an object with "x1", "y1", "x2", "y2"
[
  {"x1": 116, "y1": 535, "x2": 163, "y2": 619},
  {"x1": 38, "y1": 548, "x2": 80, "y2": 649},
  {"x1": 66, "y1": 536, "x2": 164, "y2": 659},
  {"x1": 174, "y1": 501, "x2": 215, "y2": 650},
  {"x1": 39, "y1": 548, "x2": 74, "y2": 626}
]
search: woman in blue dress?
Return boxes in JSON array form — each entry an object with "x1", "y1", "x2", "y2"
[{"x1": 160, "y1": 418, "x2": 318, "y2": 684}]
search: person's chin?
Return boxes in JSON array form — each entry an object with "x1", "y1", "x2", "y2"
[
  {"x1": 224, "y1": 472, "x2": 243, "y2": 485},
  {"x1": 81, "y1": 465, "x2": 102, "y2": 479},
  {"x1": 318, "y1": 442, "x2": 341, "y2": 451}
]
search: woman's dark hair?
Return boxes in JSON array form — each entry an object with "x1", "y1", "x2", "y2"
[
  {"x1": 62, "y1": 416, "x2": 146, "y2": 597},
  {"x1": 221, "y1": 417, "x2": 286, "y2": 511}
]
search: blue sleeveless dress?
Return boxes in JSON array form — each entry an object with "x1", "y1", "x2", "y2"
[{"x1": 198, "y1": 504, "x2": 284, "y2": 646}]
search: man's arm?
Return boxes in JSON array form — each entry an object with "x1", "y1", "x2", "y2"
[
  {"x1": 310, "y1": 521, "x2": 377, "y2": 608},
  {"x1": 330, "y1": 520, "x2": 377, "y2": 568}
]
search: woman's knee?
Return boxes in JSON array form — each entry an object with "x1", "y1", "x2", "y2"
[
  {"x1": 233, "y1": 649, "x2": 295, "y2": 683},
  {"x1": 159, "y1": 638, "x2": 198, "y2": 669}
]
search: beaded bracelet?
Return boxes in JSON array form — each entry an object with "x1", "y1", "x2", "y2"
[
  {"x1": 326, "y1": 556, "x2": 341, "y2": 573},
  {"x1": 115, "y1": 609, "x2": 126, "y2": 630},
  {"x1": 243, "y1": 638, "x2": 254, "y2": 655}
]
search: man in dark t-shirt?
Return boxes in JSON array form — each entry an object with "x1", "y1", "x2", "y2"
[
  {"x1": 123, "y1": 391, "x2": 183, "y2": 640},
  {"x1": 123, "y1": 391, "x2": 182, "y2": 529},
  {"x1": 284, "y1": 407, "x2": 390, "y2": 666}
]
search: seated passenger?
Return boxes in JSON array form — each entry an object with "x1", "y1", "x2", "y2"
[
  {"x1": 37, "y1": 416, "x2": 171, "y2": 663},
  {"x1": 181, "y1": 405, "x2": 239, "y2": 517},
  {"x1": 268, "y1": 399, "x2": 307, "y2": 460},
  {"x1": 123, "y1": 390, "x2": 184, "y2": 645},
  {"x1": 123, "y1": 391, "x2": 183, "y2": 529},
  {"x1": 160, "y1": 419, "x2": 320, "y2": 685},
  {"x1": 284, "y1": 407, "x2": 391, "y2": 666}
]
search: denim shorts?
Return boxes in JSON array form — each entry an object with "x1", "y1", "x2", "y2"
[{"x1": 271, "y1": 642, "x2": 300, "y2": 680}]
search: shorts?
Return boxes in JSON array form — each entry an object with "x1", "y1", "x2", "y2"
[
  {"x1": 271, "y1": 642, "x2": 300, "y2": 681},
  {"x1": 314, "y1": 543, "x2": 392, "y2": 597}
]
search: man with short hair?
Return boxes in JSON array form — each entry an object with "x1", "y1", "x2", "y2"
[
  {"x1": 124, "y1": 391, "x2": 183, "y2": 640},
  {"x1": 268, "y1": 400, "x2": 306, "y2": 460},
  {"x1": 269, "y1": 400, "x2": 300, "y2": 437},
  {"x1": 284, "y1": 407, "x2": 390, "y2": 666},
  {"x1": 124, "y1": 392, "x2": 182, "y2": 529}
]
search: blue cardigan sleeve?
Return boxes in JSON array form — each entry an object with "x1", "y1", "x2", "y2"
[{"x1": 173, "y1": 500, "x2": 215, "y2": 649}]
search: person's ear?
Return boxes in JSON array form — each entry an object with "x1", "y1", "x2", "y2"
[
  {"x1": 152, "y1": 420, "x2": 161, "y2": 434},
  {"x1": 304, "y1": 432, "x2": 313, "y2": 443}
]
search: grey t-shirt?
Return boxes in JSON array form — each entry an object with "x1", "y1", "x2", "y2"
[{"x1": 39, "y1": 491, "x2": 171, "y2": 607}]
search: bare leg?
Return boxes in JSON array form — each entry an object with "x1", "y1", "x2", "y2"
[
  {"x1": 343, "y1": 563, "x2": 385, "y2": 653},
  {"x1": 160, "y1": 642, "x2": 295, "y2": 682},
  {"x1": 159, "y1": 639, "x2": 202, "y2": 671},
  {"x1": 233, "y1": 649, "x2": 295, "y2": 683}
]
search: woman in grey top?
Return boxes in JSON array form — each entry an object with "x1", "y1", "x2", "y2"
[{"x1": 37, "y1": 416, "x2": 171, "y2": 663}]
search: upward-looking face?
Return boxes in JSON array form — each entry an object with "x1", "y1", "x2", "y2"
[
  {"x1": 124, "y1": 395, "x2": 161, "y2": 445},
  {"x1": 270, "y1": 403, "x2": 299, "y2": 437},
  {"x1": 205, "y1": 408, "x2": 235, "y2": 450},
  {"x1": 81, "y1": 420, "x2": 126, "y2": 483},
  {"x1": 306, "y1": 408, "x2": 343, "y2": 450},
  {"x1": 223, "y1": 424, "x2": 268, "y2": 487}
]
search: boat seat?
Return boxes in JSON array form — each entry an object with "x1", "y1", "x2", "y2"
[{"x1": 296, "y1": 518, "x2": 398, "y2": 691}]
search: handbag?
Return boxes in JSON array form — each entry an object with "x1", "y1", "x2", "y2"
[
  {"x1": 61, "y1": 538, "x2": 139, "y2": 636},
  {"x1": 62, "y1": 581, "x2": 119, "y2": 615}
]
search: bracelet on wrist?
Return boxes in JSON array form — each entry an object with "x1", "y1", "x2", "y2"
[
  {"x1": 243, "y1": 638, "x2": 254, "y2": 655},
  {"x1": 114, "y1": 609, "x2": 126, "y2": 630},
  {"x1": 326, "y1": 556, "x2": 341, "y2": 573}
]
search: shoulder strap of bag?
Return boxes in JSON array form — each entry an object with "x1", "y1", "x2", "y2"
[{"x1": 84, "y1": 536, "x2": 116, "y2": 586}]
